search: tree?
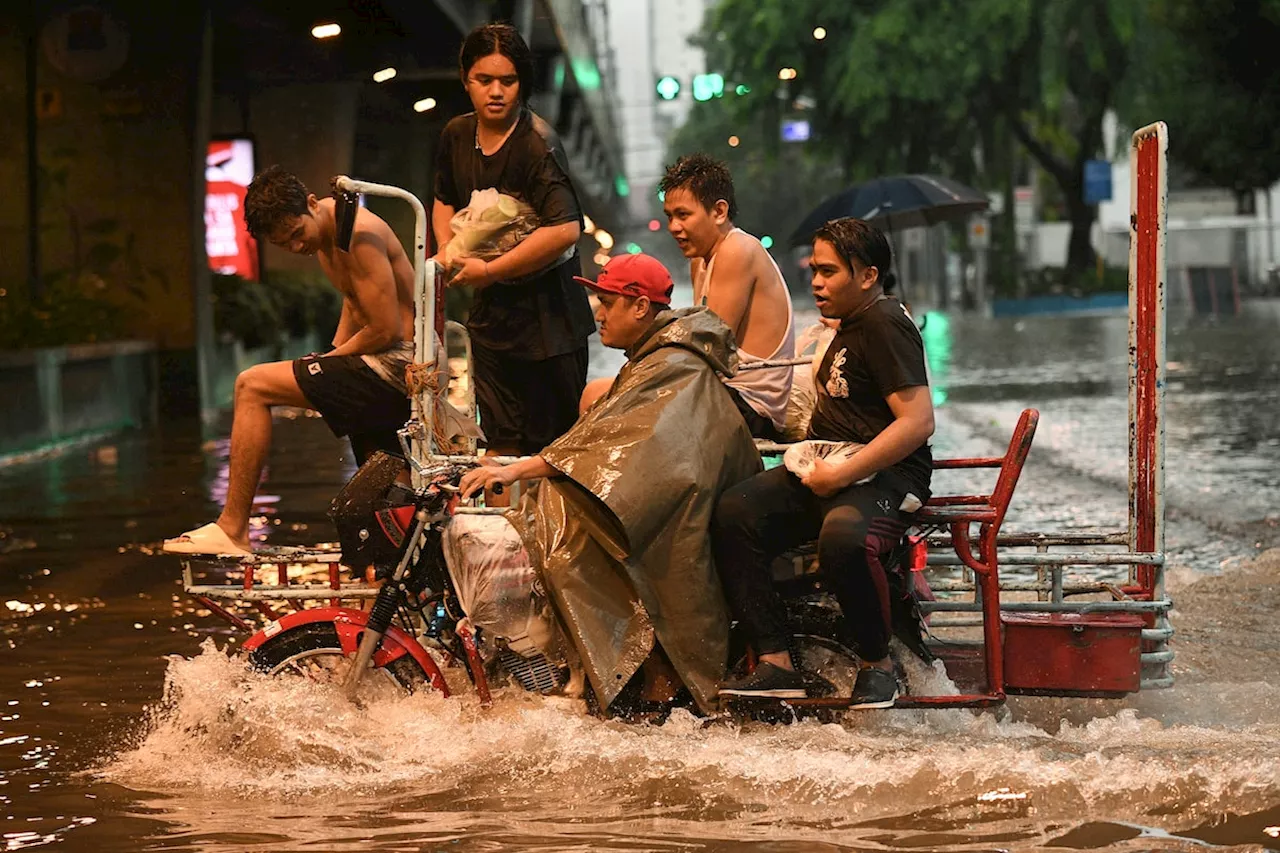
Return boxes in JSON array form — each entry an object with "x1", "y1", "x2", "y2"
[
  {"x1": 1006, "y1": 0, "x2": 1140, "y2": 279},
  {"x1": 1130, "y1": 0, "x2": 1280, "y2": 196},
  {"x1": 700, "y1": 0, "x2": 1004, "y2": 182},
  {"x1": 700, "y1": 0, "x2": 1142, "y2": 283},
  {"x1": 664, "y1": 96, "x2": 840, "y2": 262}
]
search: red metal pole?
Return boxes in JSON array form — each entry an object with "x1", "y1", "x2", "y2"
[
  {"x1": 193, "y1": 594, "x2": 252, "y2": 632},
  {"x1": 979, "y1": 525, "x2": 1004, "y2": 698},
  {"x1": 277, "y1": 562, "x2": 301, "y2": 612},
  {"x1": 1129, "y1": 124, "x2": 1167, "y2": 597}
]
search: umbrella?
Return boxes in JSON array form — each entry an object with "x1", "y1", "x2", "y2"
[{"x1": 789, "y1": 173, "x2": 988, "y2": 247}]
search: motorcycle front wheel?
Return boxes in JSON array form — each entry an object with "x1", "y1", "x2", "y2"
[{"x1": 246, "y1": 622, "x2": 430, "y2": 697}]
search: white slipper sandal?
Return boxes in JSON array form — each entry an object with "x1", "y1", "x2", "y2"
[{"x1": 162, "y1": 523, "x2": 252, "y2": 557}]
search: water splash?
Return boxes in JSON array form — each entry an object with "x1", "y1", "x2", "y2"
[{"x1": 100, "y1": 639, "x2": 1280, "y2": 842}]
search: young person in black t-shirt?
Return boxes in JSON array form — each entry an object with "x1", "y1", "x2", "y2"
[
  {"x1": 431, "y1": 23, "x2": 595, "y2": 480},
  {"x1": 712, "y1": 218, "x2": 936, "y2": 708}
]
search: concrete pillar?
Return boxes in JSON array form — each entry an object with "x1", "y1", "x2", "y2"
[
  {"x1": 193, "y1": 8, "x2": 217, "y2": 422},
  {"x1": 0, "y1": 9, "x2": 32, "y2": 293}
]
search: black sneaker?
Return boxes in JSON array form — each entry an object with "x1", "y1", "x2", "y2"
[
  {"x1": 849, "y1": 667, "x2": 899, "y2": 709},
  {"x1": 719, "y1": 662, "x2": 808, "y2": 699},
  {"x1": 802, "y1": 670, "x2": 838, "y2": 698}
]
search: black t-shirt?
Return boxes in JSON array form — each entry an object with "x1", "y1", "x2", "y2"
[
  {"x1": 433, "y1": 108, "x2": 596, "y2": 360},
  {"x1": 808, "y1": 296, "x2": 933, "y2": 498}
]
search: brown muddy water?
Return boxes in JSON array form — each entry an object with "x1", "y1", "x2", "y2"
[{"x1": 3, "y1": 302, "x2": 1280, "y2": 852}]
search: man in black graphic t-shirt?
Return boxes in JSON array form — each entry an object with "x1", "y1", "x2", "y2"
[
  {"x1": 712, "y1": 218, "x2": 935, "y2": 708},
  {"x1": 806, "y1": 298, "x2": 933, "y2": 499},
  {"x1": 432, "y1": 23, "x2": 595, "y2": 470}
]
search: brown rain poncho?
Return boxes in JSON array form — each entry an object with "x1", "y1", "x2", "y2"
[{"x1": 506, "y1": 307, "x2": 762, "y2": 714}]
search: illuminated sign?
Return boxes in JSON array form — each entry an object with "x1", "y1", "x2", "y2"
[
  {"x1": 780, "y1": 120, "x2": 810, "y2": 142},
  {"x1": 205, "y1": 138, "x2": 259, "y2": 280}
]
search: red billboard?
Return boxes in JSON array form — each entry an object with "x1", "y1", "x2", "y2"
[{"x1": 205, "y1": 138, "x2": 260, "y2": 280}]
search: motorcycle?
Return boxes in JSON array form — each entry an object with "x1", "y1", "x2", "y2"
[{"x1": 240, "y1": 450, "x2": 935, "y2": 717}]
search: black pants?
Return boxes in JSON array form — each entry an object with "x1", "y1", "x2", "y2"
[
  {"x1": 472, "y1": 343, "x2": 589, "y2": 455},
  {"x1": 711, "y1": 465, "x2": 914, "y2": 661}
]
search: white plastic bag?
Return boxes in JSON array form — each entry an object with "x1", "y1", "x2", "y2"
[
  {"x1": 444, "y1": 188, "x2": 540, "y2": 265},
  {"x1": 784, "y1": 440, "x2": 925, "y2": 511},
  {"x1": 440, "y1": 514, "x2": 566, "y2": 661},
  {"x1": 781, "y1": 322, "x2": 837, "y2": 441},
  {"x1": 782, "y1": 439, "x2": 868, "y2": 480}
]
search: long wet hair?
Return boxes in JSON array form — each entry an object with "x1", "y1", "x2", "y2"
[
  {"x1": 459, "y1": 22, "x2": 535, "y2": 103},
  {"x1": 812, "y1": 217, "x2": 897, "y2": 294}
]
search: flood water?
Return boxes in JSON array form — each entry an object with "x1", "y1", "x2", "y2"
[{"x1": 3, "y1": 299, "x2": 1280, "y2": 852}]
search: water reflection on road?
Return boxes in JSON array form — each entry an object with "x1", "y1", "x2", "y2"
[{"x1": 2, "y1": 300, "x2": 1279, "y2": 851}]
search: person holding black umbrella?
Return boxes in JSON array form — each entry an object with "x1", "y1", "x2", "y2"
[{"x1": 712, "y1": 218, "x2": 935, "y2": 708}]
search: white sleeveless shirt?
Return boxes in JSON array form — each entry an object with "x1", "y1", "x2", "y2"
[{"x1": 695, "y1": 228, "x2": 796, "y2": 432}]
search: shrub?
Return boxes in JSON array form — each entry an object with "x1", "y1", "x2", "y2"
[
  {"x1": 211, "y1": 272, "x2": 342, "y2": 349},
  {"x1": 0, "y1": 274, "x2": 129, "y2": 350}
]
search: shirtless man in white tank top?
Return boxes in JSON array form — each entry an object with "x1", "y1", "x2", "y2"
[
  {"x1": 580, "y1": 155, "x2": 794, "y2": 438},
  {"x1": 662, "y1": 154, "x2": 794, "y2": 438}
]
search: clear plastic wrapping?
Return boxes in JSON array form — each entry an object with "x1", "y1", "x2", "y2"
[{"x1": 440, "y1": 514, "x2": 565, "y2": 661}]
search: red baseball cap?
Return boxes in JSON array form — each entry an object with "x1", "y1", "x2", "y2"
[{"x1": 574, "y1": 253, "x2": 674, "y2": 306}]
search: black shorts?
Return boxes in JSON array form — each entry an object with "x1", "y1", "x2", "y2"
[
  {"x1": 726, "y1": 384, "x2": 780, "y2": 441},
  {"x1": 472, "y1": 343, "x2": 588, "y2": 455},
  {"x1": 293, "y1": 354, "x2": 410, "y2": 464}
]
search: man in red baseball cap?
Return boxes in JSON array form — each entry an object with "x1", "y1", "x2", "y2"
[
  {"x1": 459, "y1": 253, "x2": 760, "y2": 720},
  {"x1": 572, "y1": 253, "x2": 674, "y2": 350}
]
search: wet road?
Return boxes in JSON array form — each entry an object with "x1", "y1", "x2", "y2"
[{"x1": 2, "y1": 300, "x2": 1280, "y2": 851}]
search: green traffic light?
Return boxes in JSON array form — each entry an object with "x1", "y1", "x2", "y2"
[
  {"x1": 656, "y1": 75, "x2": 680, "y2": 100},
  {"x1": 692, "y1": 73, "x2": 725, "y2": 102},
  {"x1": 626, "y1": 242, "x2": 643, "y2": 255},
  {"x1": 735, "y1": 84, "x2": 750, "y2": 96},
  {"x1": 761, "y1": 235, "x2": 774, "y2": 249}
]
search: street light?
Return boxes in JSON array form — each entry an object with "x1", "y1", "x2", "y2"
[
  {"x1": 583, "y1": 214, "x2": 596, "y2": 233},
  {"x1": 595, "y1": 230, "x2": 615, "y2": 250},
  {"x1": 777, "y1": 67, "x2": 797, "y2": 81},
  {"x1": 311, "y1": 22, "x2": 341, "y2": 39},
  {"x1": 413, "y1": 98, "x2": 437, "y2": 113},
  {"x1": 728, "y1": 135, "x2": 740, "y2": 147},
  {"x1": 812, "y1": 26, "x2": 827, "y2": 40},
  {"x1": 373, "y1": 67, "x2": 397, "y2": 83}
]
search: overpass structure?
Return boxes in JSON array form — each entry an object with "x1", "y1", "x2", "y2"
[
  {"x1": 5, "y1": 0, "x2": 629, "y2": 421},
  {"x1": 216, "y1": 0, "x2": 630, "y2": 235}
]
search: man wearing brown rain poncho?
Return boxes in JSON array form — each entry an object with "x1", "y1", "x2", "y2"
[{"x1": 459, "y1": 253, "x2": 762, "y2": 716}]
